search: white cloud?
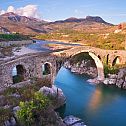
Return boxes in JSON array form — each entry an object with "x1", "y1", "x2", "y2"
[
  {"x1": 7, "y1": 6, "x2": 15, "y2": 13},
  {"x1": 0, "y1": 10, "x2": 5, "y2": 15},
  {"x1": 0, "y1": 5, "x2": 40, "y2": 19}
]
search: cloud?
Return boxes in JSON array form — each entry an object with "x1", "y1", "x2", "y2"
[
  {"x1": 7, "y1": 6, "x2": 15, "y2": 13},
  {"x1": 0, "y1": 5, "x2": 40, "y2": 19}
]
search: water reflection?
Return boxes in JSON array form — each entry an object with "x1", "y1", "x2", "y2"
[
  {"x1": 55, "y1": 67, "x2": 126, "y2": 126},
  {"x1": 88, "y1": 88, "x2": 102, "y2": 111},
  {"x1": 87, "y1": 85, "x2": 121, "y2": 113}
]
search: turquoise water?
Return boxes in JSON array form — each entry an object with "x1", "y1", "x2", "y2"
[{"x1": 55, "y1": 67, "x2": 126, "y2": 126}]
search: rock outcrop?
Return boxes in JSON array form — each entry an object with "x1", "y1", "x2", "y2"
[
  {"x1": 103, "y1": 68, "x2": 126, "y2": 89},
  {"x1": 39, "y1": 85, "x2": 66, "y2": 108}
]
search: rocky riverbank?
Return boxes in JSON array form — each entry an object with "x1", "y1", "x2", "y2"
[
  {"x1": 3, "y1": 85, "x2": 66, "y2": 126},
  {"x1": 103, "y1": 68, "x2": 126, "y2": 89},
  {"x1": 3, "y1": 85, "x2": 87, "y2": 126},
  {"x1": 64, "y1": 61, "x2": 98, "y2": 78}
]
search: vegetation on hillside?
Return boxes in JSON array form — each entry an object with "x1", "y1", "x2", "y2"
[
  {"x1": 0, "y1": 34, "x2": 30, "y2": 41},
  {"x1": 0, "y1": 77, "x2": 51, "y2": 125},
  {"x1": 35, "y1": 30, "x2": 125, "y2": 50}
]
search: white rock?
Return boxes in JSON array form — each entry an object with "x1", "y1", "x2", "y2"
[
  {"x1": 63, "y1": 115, "x2": 81, "y2": 125},
  {"x1": 3, "y1": 105, "x2": 10, "y2": 109},
  {"x1": 108, "y1": 79, "x2": 116, "y2": 85},
  {"x1": 87, "y1": 78, "x2": 100, "y2": 84},
  {"x1": 39, "y1": 85, "x2": 66, "y2": 107},
  {"x1": 116, "y1": 79, "x2": 124, "y2": 88},
  {"x1": 13, "y1": 106, "x2": 20, "y2": 115},
  {"x1": 103, "y1": 79, "x2": 109, "y2": 85},
  {"x1": 123, "y1": 81, "x2": 126, "y2": 89},
  {"x1": 4, "y1": 117, "x2": 16, "y2": 126},
  {"x1": 63, "y1": 115, "x2": 86, "y2": 126},
  {"x1": 108, "y1": 74, "x2": 117, "y2": 79}
]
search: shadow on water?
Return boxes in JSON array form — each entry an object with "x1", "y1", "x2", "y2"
[
  {"x1": 55, "y1": 67, "x2": 126, "y2": 126},
  {"x1": 55, "y1": 104, "x2": 66, "y2": 118}
]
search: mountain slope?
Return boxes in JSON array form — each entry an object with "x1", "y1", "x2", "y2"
[
  {"x1": 0, "y1": 12, "x2": 48, "y2": 35},
  {"x1": 43, "y1": 16, "x2": 114, "y2": 33}
]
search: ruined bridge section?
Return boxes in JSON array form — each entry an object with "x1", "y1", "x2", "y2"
[
  {"x1": 0, "y1": 46, "x2": 126, "y2": 88},
  {"x1": 0, "y1": 53, "x2": 57, "y2": 88}
]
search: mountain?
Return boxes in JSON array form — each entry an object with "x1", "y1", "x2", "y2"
[
  {"x1": 0, "y1": 12, "x2": 48, "y2": 35},
  {"x1": 0, "y1": 13, "x2": 114, "y2": 35},
  {"x1": 44, "y1": 16, "x2": 114, "y2": 33},
  {"x1": 52, "y1": 16, "x2": 112, "y2": 25}
]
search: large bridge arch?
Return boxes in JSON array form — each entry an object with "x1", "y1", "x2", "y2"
[{"x1": 70, "y1": 51, "x2": 104, "y2": 80}]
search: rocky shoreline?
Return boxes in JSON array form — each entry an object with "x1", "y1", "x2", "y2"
[
  {"x1": 4, "y1": 85, "x2": 87, "y2": 126},
  {"x1": 64, "y1": 61, "x2": 98, "y2": 78},
  {"x1": 103, "y1": 68, "x2": 126, "y2": 89},
  {"x1": 64, "y1": 61, "x2": 126, "y2": 88}
]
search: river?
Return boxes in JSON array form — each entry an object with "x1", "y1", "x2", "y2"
[
  {"x1": 27, "y1": 39, "x2": 80, "y2": 52},
  {"x1": 28, "y1": 40, "x2": 126, "y2": 126},
  {"x1": 55, "y1": 67, "x2": 126, "y2": 126}
]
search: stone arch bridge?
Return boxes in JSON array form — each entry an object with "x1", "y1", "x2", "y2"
[{"x1": 0, "y1": 46, "x2": 126, "y2": 88}]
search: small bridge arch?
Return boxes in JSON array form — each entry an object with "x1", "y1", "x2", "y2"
[
  {"x1": 12, "y1": 64, "x2": 26, "y2": 84},
  {"x1": 112, "y1": 56, "x2": 122, "y2": 66},
  {"x1": 42, "y1": 62, "x2": 52, "y2": 76},
  {"x1": 10, "y1": 62, "x2": 29, "y2": 84}
]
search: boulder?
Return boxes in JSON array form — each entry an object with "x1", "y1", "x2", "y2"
[
  {"x1": 87, "y1": 78, "x2": 101, "y2": 84},
  {"x1": 117, "y1": 68, "x2": 126, "y2": 79},
  {"x1": 63, "y1": 115, "x2": 86, "y2": 126},
  {"x1": 108, "y1": 74, "x2": 117, "y2": 79},
  {"x1": 122, "y1": 81, "x2": 126, "y2": 89},
  {"x1": 39, "y1": 85, "x2": 66, "y2": 108},
  {"x1": 103, "y1": 78, "x2": 109, "y2": 85},
  {"x1": 104, "y1": 68, "x2": 126, "y2": 89},
  {"x1": 4, "y1": 117, "x2": 16, "y2": 126},
  {"x1": 116, "y1": 79, "x2": 124, "y2": 88},
  {"x1": 108, "y1": 79, "x2": 116, "y2": 85},
  {"x1": 13, "y1": 106, "x2": 20, "y2": 115}
]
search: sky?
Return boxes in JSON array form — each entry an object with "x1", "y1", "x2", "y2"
[{"x1": 0, "y1": 0, "x2": 126, "y2": 24}]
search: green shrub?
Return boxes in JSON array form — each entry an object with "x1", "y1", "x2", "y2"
[
  {"x1": 104, "y1": 64, "x2": 118, "y2": 77},
  {"x1": 16, "y1": 92, "x2": 50, "y2": 126}
]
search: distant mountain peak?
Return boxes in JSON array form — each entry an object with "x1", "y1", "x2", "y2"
[
  {"x1": 85, "y1": 16, "x2": 106, "y2": 23},
  {"x1": 52, "y1": 15, "x2": 113, "y2": 26}
]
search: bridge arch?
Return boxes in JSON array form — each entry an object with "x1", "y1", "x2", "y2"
[
  {"x1": 70, "y1": 51, "x2": 104, "y2": 80},
  {"x1": 12, "y1": 64, "x2": 26, "y2": 84},
  {"x1": 112, "y1": 56, "x2": 122, "y2": 66},
  {"x1": 9, "y1": 61, "x2": 30, "y2": 85},
  {"x1": 42, "y1": 62, "x2": 52, "y2": 75}
]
